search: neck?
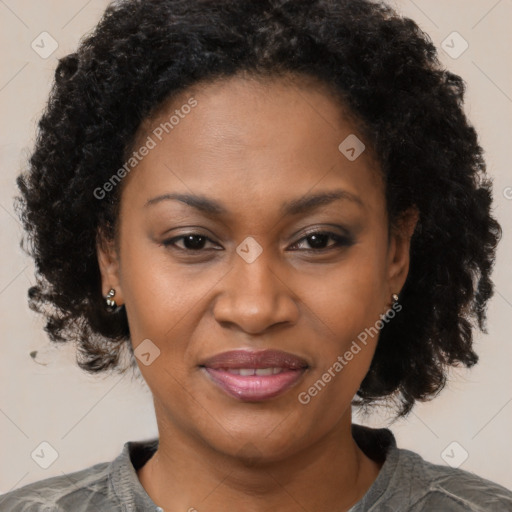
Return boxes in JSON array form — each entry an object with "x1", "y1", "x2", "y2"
[{"x1": 137, "y1": 410, "x2": 382, "y2": 512}]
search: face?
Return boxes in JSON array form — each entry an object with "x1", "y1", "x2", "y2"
[{"x1": 98, "y1": 74, "x2": 416, "y2": 462}]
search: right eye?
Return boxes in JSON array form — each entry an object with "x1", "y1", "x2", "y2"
[{"x1": 162, "y1": 233, "x2": 221, "y2": 252}]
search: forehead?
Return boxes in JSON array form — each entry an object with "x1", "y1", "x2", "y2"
[{"x1": 121, "y1": 74, "x2": 384, "y2": 218}]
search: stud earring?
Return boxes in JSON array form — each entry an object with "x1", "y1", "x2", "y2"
[
  {"x1": 105, "y1": 288, "x2": 118, "y2": 312},
  {"x1": 382, "y1": 292, "x2": 400, "y2": 322}
]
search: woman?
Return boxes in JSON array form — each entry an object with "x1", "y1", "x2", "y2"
[{"x1": 2, "y1": 0, "x2": 511, "y2": 510}]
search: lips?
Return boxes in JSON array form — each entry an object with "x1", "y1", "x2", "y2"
[{"x1": 200, "y1": 349, "x2": 309, "y2": 402}]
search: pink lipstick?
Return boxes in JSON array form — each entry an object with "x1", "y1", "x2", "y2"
[{"x1": 200, "y1": 349, "x2": 308, "y2": 402}]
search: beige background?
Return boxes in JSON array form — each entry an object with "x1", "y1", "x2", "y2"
[{"x1": 1, "y1": 0, "x2": 511, "y2": 494}]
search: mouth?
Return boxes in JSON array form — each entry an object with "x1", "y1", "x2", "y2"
[{"x1": 199, "y1": 349, "x2": 309, "y2": 402}]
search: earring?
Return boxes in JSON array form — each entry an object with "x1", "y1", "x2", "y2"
[
  {"x1": 381, "y1": 292, "x2": 400, "y2": 322},
  {"x1": 105, "y1": 288, "x2": 118, "y2": 312}
]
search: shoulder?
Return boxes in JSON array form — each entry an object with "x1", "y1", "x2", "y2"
[
  {"x1": 0, "y1": 460, "x2": 114, "y2": 512},
  {"x1": 0, "y1": 438, "x2": 159, "y2": 511},
  {"x1": 351, "y1": 424, "x2": 512, "y2": 512},
  {"x1": 396, "y1": 447, "x2": 512, "y2": 511}
]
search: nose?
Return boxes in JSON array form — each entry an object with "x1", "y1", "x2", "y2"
[{"x1": 212, "y1": 245, "x2": 299, "y2": 335}]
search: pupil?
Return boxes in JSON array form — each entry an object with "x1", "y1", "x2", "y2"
[
  {"x1": 184, "y1": 235, "x2": 206, "y2": 250},
  {"x1": 308, "y1": 234, "x2": 328, "y2": 249}
]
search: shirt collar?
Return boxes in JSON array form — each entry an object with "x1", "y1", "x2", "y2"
[{"x1": 108, "y1": 424, "x2": 398, "y2": 511}]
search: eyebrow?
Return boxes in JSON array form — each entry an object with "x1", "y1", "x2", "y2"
[{"x1": 144, "y1": 189, "x2": 364, "y2": 216}]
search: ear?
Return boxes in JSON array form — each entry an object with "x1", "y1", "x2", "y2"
[
  {"x1": 96, "y1": 229, "x2": 124, "y2": 306},
  {"x1": 386, "y1": 206, "x2": 419, "y2": 298}
]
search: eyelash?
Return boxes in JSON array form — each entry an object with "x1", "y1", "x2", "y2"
[{"x1": 162, "y1": 231, "x2": 353, "y2": 254}]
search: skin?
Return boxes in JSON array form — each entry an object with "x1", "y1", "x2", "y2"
[{"x1": 97, "y1": 73, "x2": 418, "y2": 512}]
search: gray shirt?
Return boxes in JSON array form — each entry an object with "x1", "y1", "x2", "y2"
[{"x1": 1, "y1": 424, "x2": 511, "y2": 511}]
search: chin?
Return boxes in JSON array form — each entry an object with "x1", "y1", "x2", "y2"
[{"x1": 191, "y1": 410, "x2": 310, "y2": 464}]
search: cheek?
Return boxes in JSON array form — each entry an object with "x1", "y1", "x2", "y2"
[
  {"x1": 293, "y1": 256, "x2": 387, "y2": 425},
  {"x1": 119, "y1": 239, "x2": 198, "y2": 335},
  {"x1": 293, "y1": 236, "x2": 388, "y2": 410},
  {"x1": 119, "y1": 240, "x2": 228, "y2": 388},
  {"x1": 306, "y1": 242, "x2": 388, "y2": 348}
]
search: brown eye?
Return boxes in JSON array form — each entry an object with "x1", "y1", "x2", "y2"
[
  {"x1": 162, "y1": 233, "x2": 219, "y2": 251},
  {"x1": 289, "y1": 231, "x2": 353, "y2": 252}
]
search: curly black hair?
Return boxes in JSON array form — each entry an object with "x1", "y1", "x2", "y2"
[{"x1": 15, "y1": 0, "x2": 501, "y2": 416}]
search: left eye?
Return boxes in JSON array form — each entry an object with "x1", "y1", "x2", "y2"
[{"x1": 289, "y1": 231, "x2": 352, "y2": 251}]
